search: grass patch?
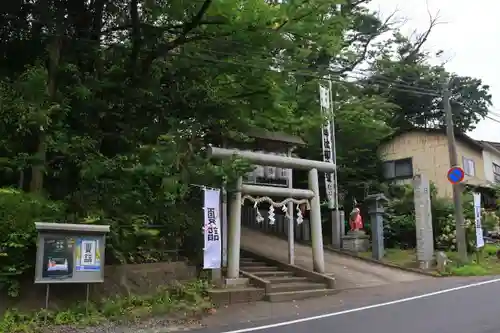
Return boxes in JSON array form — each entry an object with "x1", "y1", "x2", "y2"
[
  {"x1": 358, "y1": 244, "x2": 500, "y2": 276},
  {"x1": 445, "y1": 244, "x2": 500, "y2": 276},
  {"x1": 449, "y1": 264, "x2": 489, "y2": 276},
  {"x1": 359, "y1": 248, "x2": 419, "y2": 268},
  {"x1": 0, "y1": 279, "x2": 213, "y2": 333}
]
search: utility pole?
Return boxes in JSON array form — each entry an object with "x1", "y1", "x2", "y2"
[{"x1": 443, "y1": 78, "x2": 468, "y2": 263}]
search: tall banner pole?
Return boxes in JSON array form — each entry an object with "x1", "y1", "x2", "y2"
[
  {"x1": 319, "y1": 78, "x2": 341, "y2": 248},
  {"x1": 328, "y1": 76, "x2": 341, "y2": 223},
  {"x1": 318, "y1": 83, "x2": 335, "y2": 208}
]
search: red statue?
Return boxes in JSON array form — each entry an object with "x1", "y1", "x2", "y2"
[{"x1": 349, "y1": 207, "x2": 363, "y2": 231}]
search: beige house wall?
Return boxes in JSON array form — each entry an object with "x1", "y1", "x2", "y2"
[
  {"x1": 483, "y1": 148, "x2": 500, "y2": 184},
  {"x1": 379, "y1": 132, "x2": 485, "y2": 198}
]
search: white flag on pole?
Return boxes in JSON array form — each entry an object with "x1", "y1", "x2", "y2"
[
  {"x1": 203, "y1": 188, "x2": 222, "y2": 269},
  {"x1": 473, "y1": 192, "x2": 484, "y2": 248}
]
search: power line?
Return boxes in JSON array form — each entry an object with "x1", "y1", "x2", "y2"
[
  {"x1": 176, "y1": 50, "x2": 442, "y2": 98},
  {"x1": 487, "y1": 109, "x2": 500, "y2": 118},
  {"x1": 183, "y1": 44, "x2": 442, "y2": 95},
  {"x1": 176, "y1": 47, "x2": 500, "y2": 127},
  {"x1": 485, "y1": 115, "x2": 500, "y2": 124},
  {"x1": 175, "y1": 50, "x2": 500, "y2": 134},
  {"x1": 180, "y1": 31, "x2": 456, "y2": 95}
]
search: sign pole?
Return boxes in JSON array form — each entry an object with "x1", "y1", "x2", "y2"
[
  {"x1": 44, "y1": 284, "x2": 50, "y2": 323},
  {"x1": 287, "y1": 147, "x2": 295, "y2": 265},
  {"x1": 85, "y1": 283, "x2": 90, "y2": 316}
]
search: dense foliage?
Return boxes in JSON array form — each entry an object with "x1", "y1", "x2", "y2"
[
  {"x1": 0, "y1": 189, "x2": 65, "y2": 296},
  {"x1": 384, "y1": 184, "x2": 500, "y2": 252},
  {"x1": 0, "y1": 0, "x2": 493, "y2": 295}
]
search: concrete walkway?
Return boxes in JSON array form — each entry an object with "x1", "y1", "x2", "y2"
[{"x1": 241, "y1": 227, "x2": 430, "y2": 290}]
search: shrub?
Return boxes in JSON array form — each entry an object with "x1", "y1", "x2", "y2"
[
  {"x1": 384, "y1": 183, "x2": 456, "y2": 249},
  {"x1": 0, "y1": 279, "x2": 212, "y2": 332},
  {"x1": 435, "y1": 216, "x2": 476, "y2": 251},
  {"x1": 383, "y1": 183, "x2": 499, "y2": 252},
  {"x1": 0, "y1": 188, "x2": 65, "y2": 296},
  {"x1": 384, "y1": 184, "x2": 416, "y2": 248}
]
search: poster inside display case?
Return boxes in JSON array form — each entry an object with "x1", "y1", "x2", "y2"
[{"x1": 42, "y1": 237, "x2": 75, "y2": 279}]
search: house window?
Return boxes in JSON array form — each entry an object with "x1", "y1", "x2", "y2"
[
  {"x1": 493, "y1": 163, "x2": 500, "y2": 183},
  {"x1": 383, "y1": 158, "x2": 413, "y2": 180},
  {"x1": 462, "y1": 157, "x2": 475, "y2": 176}
]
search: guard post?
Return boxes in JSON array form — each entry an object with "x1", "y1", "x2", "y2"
[{"x1": 34, "y1": 222, "x2": 110, "y2": 318}]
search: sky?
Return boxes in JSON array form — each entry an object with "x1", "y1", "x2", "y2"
[{"x1": 367, "y1": 0, "x2": 500, "y2": 142}]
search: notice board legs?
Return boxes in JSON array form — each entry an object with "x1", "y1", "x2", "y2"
[
  {"x1": 44, "y1": 284, "x2": 50, "y2": 323},
  {"x1": 85, "y1": 283, "x2": 90, "y2": 315},
  {"x1": 42, "y1": 283, "x2": 93, "y2": 322}
]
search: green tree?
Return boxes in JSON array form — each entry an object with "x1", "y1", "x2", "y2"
[
  {"x1": 364, "y1": 30, "x2": 492, "y2": 132},
  {"x1": 0, "y1": 0, "x2": 398, "y2": 268}
]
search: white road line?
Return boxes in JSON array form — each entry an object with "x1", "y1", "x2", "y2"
[{"x1": 220, "y1": 278, "x2": 500, "y2": 333}]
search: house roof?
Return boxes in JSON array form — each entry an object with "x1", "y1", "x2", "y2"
[
  {"x1": 478, "y1": 140, "x2": 500, "y2": 155},
  {"x1": 383, "y1": 128, "x2": 485, "y2": 151},
  {"x1": 247, "y1": 129, "x2": 306, "y2": 146},
  {"x1": 486, "y1": 141, "x2": 500, "y2": 151}
]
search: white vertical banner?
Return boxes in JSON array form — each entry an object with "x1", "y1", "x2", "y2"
[
  {"x1": 203, "y1": 188, "x2": 222, "y2": 269},
  {"x1": 473, "y1": 192, "x2": 484, "y2": 248},
  {"x1": 319, "y1": 83, "x2": 335, "y2": 209}
]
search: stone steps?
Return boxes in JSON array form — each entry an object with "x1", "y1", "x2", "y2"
[
  {"x1": 242, "y1": 265, "x2": 279, "y2": 272},
  {"x1": 240, "y1": 255, "x2": 334, "y2": 302},
  {"x1": 270, "y1": 281, "x2": 327, "y2": 293},
  {"x1": 208, "y1": 286, "x2": 265, "y2": 306},
  {"x1": 251, "y1": 271, "x2": 294, "y2": 278},
  {"x1": 266, "y1": 276, "x2": 309, "y2": 283},
  {"x1": 266, "y1": 288, "x2": 337, "y2": 302}
]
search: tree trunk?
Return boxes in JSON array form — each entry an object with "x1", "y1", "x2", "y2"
[
  {"x1": 29, "y1": 35, "x2": 61, "y2": 193},
  {"x1": 18, "y1": 169, "x2": 24, "y2": 189}
]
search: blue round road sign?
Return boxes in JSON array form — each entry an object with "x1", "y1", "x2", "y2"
[{"x1": 447, "y1": 167, "x2": 464, "y2": 184}]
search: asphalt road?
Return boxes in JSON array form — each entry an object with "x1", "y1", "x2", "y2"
[{"x1": 197, "y1": 277, "x2": 500, "y2": 333}]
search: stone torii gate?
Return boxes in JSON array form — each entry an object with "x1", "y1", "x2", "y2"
[{"x1": 207, "y1": 146, "x2": 336, "y2": 283}]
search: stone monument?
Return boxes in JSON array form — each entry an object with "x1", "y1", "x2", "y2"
[
  {"x1": 342, "y1": 204, "x2": 369, "y2": 252},
  {"x1": 413, "y1": 174, "x2": 434, "y2": 269},
  {"x1": 435, "y1": 251, "x2": 449, "y2": 273}
]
